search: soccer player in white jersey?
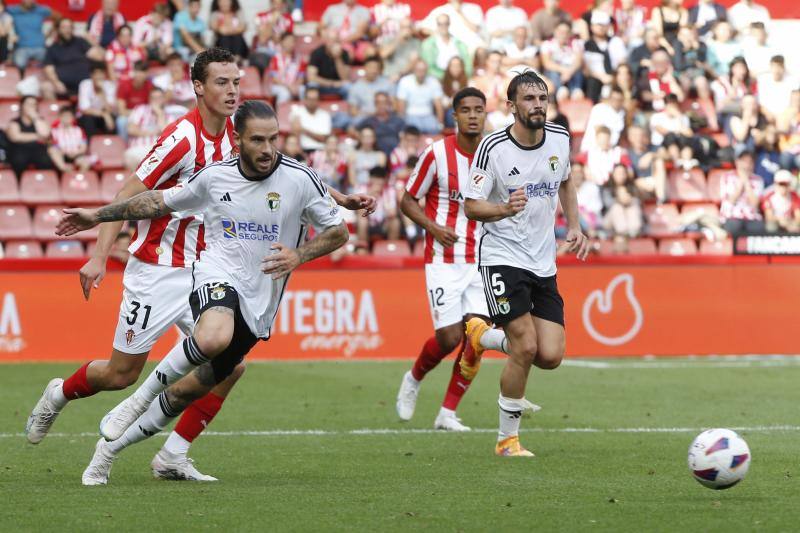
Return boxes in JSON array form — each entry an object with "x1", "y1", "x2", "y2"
[
  {"x1": 395, "y1": 87, "x2": 510, "y2": 431},
  {"x1": 56, "y1": 101, "x2": 349, "y2": 485},
  {"x1": 464, "y1": 71, "x2": 590, "y2": 457}
]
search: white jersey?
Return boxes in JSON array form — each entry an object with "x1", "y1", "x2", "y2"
[
  {"x1": 163, "y1": 154, "x2": 343, "y2": 338},
  {"x1": 464, "y1": 123, "x2": 571, "y2": 277}
]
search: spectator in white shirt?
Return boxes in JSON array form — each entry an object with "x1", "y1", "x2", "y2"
[
  {"x1": 651, "y1": 94, "x2": 700, "y2": 169},
  {"x1": 743, "y1": 21, "x2": 775, "y2": 77},
  {"x1": 153, "y1": 52, "x2": 194, "y2": 109},
  {"x1": 420, "y1": 0, "x2": 486, "y2": 54},
  {"x1": 133, "y1": 3, "x2": 173, "y2": 63},
  {"x1": 540, "y1": 20, "x2": 584, "y2": 101},
  {"x1": 758, "y1": 55, "x2": 798, "y2": 124},
  {"x1": 485, "y1": 0, "x2": 528, "y2": 51},
  {"x1": 124, "y1": 87, "x2": 170, "y2": 169},
  {"x1": 289, "y1": 86, "x2": 333, "y2": 152},
  {"x1": 396, "y1": 59, "x2": 444, "y2": 133},
  {"x1": 581, "y1": 86, "x2": 626, "y2": 152},
  {"x1": 77, "y1": 64, "x2": 117, "y2": 138},
  {"x1": 571, "y1": 161, "x2": 603, "y2": 237},
  {"x1": 727, "y1": 0, "x2": 770, "y2": 36},
  {"x1": 502, "y1": 26, "x2": 539, "y2": 70}
]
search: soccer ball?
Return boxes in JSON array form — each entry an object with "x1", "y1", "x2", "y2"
[{"x1": 687, "y1": 428, "x2": 751, "y2": 490}]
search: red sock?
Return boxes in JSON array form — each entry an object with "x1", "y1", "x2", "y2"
[
  {"x1": 61, "y1": 362, "x2": 96, "y2": 400},
  {"x1": 174, "y1": 392, "x2": 225, "y2": 443},
  {"x1": 442, "y1": 349, "x2": 472, "y2": 411},
  {"x1": 411, "y1": 336, "x2": 447, "y2": 381}
]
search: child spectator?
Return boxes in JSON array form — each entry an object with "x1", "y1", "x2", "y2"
[
  {"x1": 49, "y1": 106, "x2": 96, "y2": 172},
  {"x1": 77, "y1": 64, "x2": 117, "y2": 138},
  {"x1": 720, "y1": 148, "x2": 765, "y2": 234},
  {"x1": 105, "y1": 25, "x2": 145, "y2": 81},
  {"x1": 603, "y1": 163, "x2": 643, "y2": 246},
  {"x1": 348, "y1": 126, "x2": 387, "y2": 191},
  {"x1": 309, "y1": 134, "x2": 347, "y2": 190},
  {"x1": 762, "y1": 170, "x2": 800, "y2": 233}
]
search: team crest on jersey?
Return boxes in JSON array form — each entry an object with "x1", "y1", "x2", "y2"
[
  {"x1": 210, "y1": 285, "x2": 226, "y2": 301},
  {"x1": 548, "y1": 156, "x2": 559, "y2": 173},
  {"x1": 267, "y1": 192, "x2": 281, "y2": 211},
  {"x1": 497, "y1": 297, "x2": 511, "y2": 315},
  {"x1": 125, "y1": 328, "x2": 135, "y2": 346}
]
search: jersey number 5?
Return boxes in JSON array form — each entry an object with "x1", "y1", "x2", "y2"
[
  {"x1": 491, "y1": 273, "x2": 505, "y2": 296},
  {"x1": 126, "y1": 300, "x2": 152, "y2": 330}
]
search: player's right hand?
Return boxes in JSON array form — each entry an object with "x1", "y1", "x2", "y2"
[
  {"x1": 430, "y1": 225, "x2": 458, "y2": 247},
  {"x1": 79, "y1": 256, "x2": 106, "y2": 301},
  {"x1": 505, "y1": 188, "x2": 528, "y2": 216},
  {"x1": 55, "y1": 208, "x2": 100, "y2": 236}
]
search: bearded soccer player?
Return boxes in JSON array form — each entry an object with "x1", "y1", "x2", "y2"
[
  {"x1": 56, "y1": 100, "x2": 349, "y2": 485},
  {"x1": 395, "y1": 87, "x2": 511, "y2": 431},
  {"x1": 464, "y1": 70, "x2": 590, "y2": 456}
]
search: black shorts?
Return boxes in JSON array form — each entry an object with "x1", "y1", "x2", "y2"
[
  {"x1": 480, "y1": 265, "x2": 565, "y2": 327},
  {"x1": 189, "y1": 283, "x2": 259, "y2": 383}
]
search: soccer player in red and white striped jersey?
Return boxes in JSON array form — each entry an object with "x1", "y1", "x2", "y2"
[{"x1": 395, "y1": 87, "x2": 508, "y2": 431}]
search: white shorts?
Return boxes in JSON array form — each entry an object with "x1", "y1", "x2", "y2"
[
  {"x1": 424, "y1": 263, "x2": 489, "y2": 330},
  {"x1": 112, "y1": 256, "x2": 195, "y2": 353}
]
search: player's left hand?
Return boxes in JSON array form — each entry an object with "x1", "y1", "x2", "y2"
[
  {"x1": 261, "y1": 243, "x2": 301, "y2": 279},
  {"x1": 343, "y1": 193, "x2": 377, "y2": 216},
  {"x1": 55, "y1": 208, "x2": 100, "y2": 236},
  {"x1": 563, "y1": 228, "x2": 590, "y2": 261}
]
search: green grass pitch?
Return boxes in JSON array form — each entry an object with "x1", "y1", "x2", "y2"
[{"x1": 2, "y1": 358, "x2": 799, "y2": 532}]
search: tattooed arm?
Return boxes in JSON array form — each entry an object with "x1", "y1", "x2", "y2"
[
  {"x1": 55, "y1": 190, "x2": 174, "y2": 237},
  {"x1": 261, "y1": 221, "x2": 349, "y2": 279}
]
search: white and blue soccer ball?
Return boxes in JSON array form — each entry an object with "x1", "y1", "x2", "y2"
[{"x1": 688, "y1": 428, "x2": 751, "y2": 490}]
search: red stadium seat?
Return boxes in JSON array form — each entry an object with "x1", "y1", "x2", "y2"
[
  {"x1": 658, "y1": 237, "x2": 698, "y2": 256},
  {"x1": 296, "y1": 35, "x2": 321, "y2": 57},
  {"x1": 372, "y1": 239, "x2": 412, "y2": 257},
  {"x1": 90, "y1": 135, "x2": 126, "y2": 170},
  {"x1": 559, "y1": 98, "x2": 593, "y2": 134},
  {"x1": 277, "y1": 101, "x2": 293, "y2": 133},
  {"x1": 61, "y1": 171, "x2": 101, "y2": 204},
  {"x1": 4, "y1": 240, "x2": 43, "y2": 258},
  {"x1": 706, "y1": 168, "x2": 727, "y2": 203},
  {"x1": 32, "y1": 205, "x2": 67, "y2": 240},
  {"x1": 681, "y1": 203, "x2": 719, "y2": 219},
  {"x1": 45, "y1": 240, "x2": 84, "y2": 258},
  {"x1": 0, "y1": 205, "x2": 33, "y2": 239},
  {"x1": 239, "y1": 66, "x2": 264, "y2": 99},
  {"x1": 644, "y1": 203, "x2": 681, "y2": 237},
  {"x1": 413, "y1": 239, "x2": 426, "y2": 257},
  {"x1": 667, "y1": 168, "x2": 708, "y2": 203},
  {"x1": 0, "y1": 66, "x2": 21, "y2": 100},
  {"x1": 19, "y1": 170, "x2": 61, "y2": 205},
  {"x1": 100, "y1": 170, "x2": 128, "y2": 202},
  {"x1": 0, "y1": 102, "x2": 19, "y2": 125},
  {"x1": 0, "y1": 169, "x2": 20, "y2": 204},
  {"x1": 627, "y1": 237, "x2": 658, "y2": 255},
  {"x1": 699, "y1": 237, "x2": 733, "y2": 255},
  {"x1": 321, "y1": 100, "x2": 348, "y2": 116}
]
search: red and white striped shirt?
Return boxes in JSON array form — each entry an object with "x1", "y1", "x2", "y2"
[
  {"x1": 406, "y1": 135, "x2": 481, "y2": 264},
  {"x1": 371, "y1": 2, "x2": 411, "y2": 42},
  {"x1": 50, "y1": 119, "x2": 87, "y2": 157},
  {"x1": 130, "y1": 107, "x2": 235, "y2": 267},
  {"x1": 105, "y1": 40, "x2": 146, "y2": 79},
  {"x1": 254, "y1": 9, "x2": 294, "y2": 36}
]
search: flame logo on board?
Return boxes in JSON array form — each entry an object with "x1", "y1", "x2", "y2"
[{"x1": 581, "y1": 273, "x2": 643, "y2": 346}]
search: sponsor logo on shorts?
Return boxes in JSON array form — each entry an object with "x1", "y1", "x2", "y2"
[
  {"x1": 497, "y1": 297, "x2": 510, "y2": 315},
  {"x1": 125, "y1": 328, "x2": 135, "y2": 345},
  {"x1": 222, "y1": 219, "x2": 280, "y2": 241},
  {"x1": 267, "y1": 192, "x2": 281, "y2": 211}
]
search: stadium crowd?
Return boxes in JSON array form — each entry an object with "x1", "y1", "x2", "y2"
[{"x1": 0, "y1": 0, "x2": 798, "y2": 259}]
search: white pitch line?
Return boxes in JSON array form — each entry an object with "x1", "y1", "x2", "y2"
[
  {"x1": 562, "y1": 356, "x2": 800, "y2": 369},
  {"x1": 3, "y1": 425, "x2": 799, "y2": 439}
]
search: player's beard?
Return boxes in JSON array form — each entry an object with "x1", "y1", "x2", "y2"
[
  {"x1": 242, "y1": 150, "x2": 274, "y2": 175},
  {"x1": 519, "y1": 112, "x2": 546, "y2": 131}
]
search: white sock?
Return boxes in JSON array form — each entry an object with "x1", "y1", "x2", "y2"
[
  {"x1": 51, "y1": 385, "x2": 68, "y2": 410},
  {"x1": 107, "y1": 391, "x2": 182, "y2": 454},
  {"x1": 133, "y1": 337, "x2": 208, "y2": 404},
  {"x1": 438, "y1": 406, "x2": 456, "y2": 418},
  {"x1": 405, "y1": 370, "x2": 420, "y2": 386},
  {"x1": 481, "y1": 328, "x2": 509, "y2": 355},
  {"x1": 497, "y1": 394, "x2": 524, "y2": 441},
  {"x1": 163, "y1": 431, "x2": 191, "y2": 456}
]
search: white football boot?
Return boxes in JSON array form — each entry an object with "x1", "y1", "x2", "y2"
[
  {"x1": 99, "y1": 395, "x2": 148, "y2": 441},
  {"x1": 25, "y1": 378, "x2": 65, "y2": 444},
  {"x1": 434, "y1": 410, "x2": 471, "y2": 432},
  {"x1": 151, "y1": 449, "x2": 218, "y2": 481},
  {"x1": 395, "y1": 371, "x2": 420, "y2": 421},
  {"x1": 82, "y1": 438, "x2": 117, "y2": 486}
]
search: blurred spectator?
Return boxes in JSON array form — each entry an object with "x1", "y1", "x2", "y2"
[
  {"x1": 7, "y1": 0, "x2": 51, "y2": 72},
  {"x1": 441, "y1": 56, "x2": 468, "y2": 127},
  {"x1": 340, "y1": 56, "x2": 395, "y2": 128},
  {"x1": 635, "y1": 48, "x2": 684, "y2": 111},
  {"x1": 627, "y1": 124, "x2": 667, "y2": 202},
  {"x1": 87, "y1": 0, "x2": 125, "y2": 48},
  {"x1": 289, "y1": 87, "x2": 332, "y2": 152},
  {"x1": 420, "y1": 0, "x2": 486, "y2": 54},
  {"x1": 742, "y1": 22, "x2": 775, "y2": 77},
  {"x1": 720, "y1": 148, "x2": 765, "y2": 234},
  {"x1": 420, "y1": 14, "x2": 472, "y2": 80},
  {"x1": 49, "y1": 106, "x2": 95, "y2": 173},
  {"x1": 355, "y1": 91, "x2": 405, "y2": 156},
  {"x1": 649, "y1": 0, "x2": 687, "y2": 56},
  {"x1": 210, "y1": 0, "x2": 248, "y2": 59},
  {"x1": 762, "y1": 170, "x2": 800, "y2": 233},
  {"x1": 5, "y1": 95, "x2": 53, "y2": 177},
  {"x1": 173, "y1": 0, "x2": 207, "y2": 62},
  {"x1": 602, "y1": 163, "x2": 643, "y2": 243},
  {"x1": 348, "y1": 126, "x2": 387, "y2": 190},
  {"x1": 485, "y1": 0, "x2": 528, "y2": 51},
  {"x1": 612, "y1": 63, "x2": 637, "y2": 120},
  {"x1": 545, "y1": 95, "x2": 570, "y2": 131},
  {"x1": 529, "y1": 0, "x2": 571, "y2": 46},
  {"x1": 615, "y1": 0, "x2": 647, "y2": 49},
  {"x1": 308, "y1": 28, "x2": 352, "y2": 99},
  {"x1": 379, "y1": 18, "x2": 420, "y2": 82},
  {"x1": 571, "y1": 161, "x2": 602, "y2": 237},
  {"x1": 651, "y1": 94, "x2": 700, "y2": 169},
  {"x1": 729, "y1": 94, "x2": 767, "y2": 152},
  {"x1": 575, "y1": 0, "x2": 616, "y2": 42},
  {"x1": 581, "y1": 86, "x2": 625, "y2": 152},
  {"x1": 153, "y1": 52, "x2": 194, "y2": 109},
  {"x1": 115, "y1": 60, "x2": 153, "y2": 142},
  {"x1": 309, "y1": 134, "x2": 347, "y2": 189},
  {"x1": 321, "y1": 0, "x2": 373, "y2": 65},
  {"x1": 672, "y1": 26, "x2": 713, "y2": 97},
  {"x1": 582, "y1": 11, "x2": 618, "y2": 103},
  {"x1": 372, "y1": 0, "x2": 412, "y2": 46},
  {"x1": 267, "y1": 33, "x2": 307, "y2": 105},
  {"x1": 727, "y1": 0, "x2": 770, "y2": 36},
  {"x1": 133, "y1": 3, "x2": 174, "y2": 63},
  {"x1": 109, "y1": 231, "x2": 131, "y2": 264},
  {"x1": 389, "y1": 125, "x2": 420, "y2": 178},
  {"x1": 581, "y1": 125, "x2": 631, "y2": 186},
  {"x1": 487, "y1": 100, "x2": 514, "y2": 131},
  {"x1": 758, "y1": 56, "x2": 796, "y2": 124},
  {"x1": 755, "y1": 125, "x2": 781, "y2": 187},
  {"x1": 124, "y1": 87, "x2": 170, "y2": 169},
  {"x1": 779, "y1": 97, "x2": 800, "y2": 172},
  {"x1": 707, "y1": 21, "x2": 743, "y2": 77},
  {"x1": 43, "y1": 18, "x2": 95, "y2": 98},
  {"x1": 688, "y1": 0, "x2": 727, "y2": 37},
  {"x1": 250, "y1": 0, "x2": 292, "y2": 71},
  {"x1": 77, "y1": 64, "x2": 117, "y2": 138},
  {"x1": 105, "y1": 25, "x2": 145, "y2": 81},
  {"x1": 540, "y1": 20, "x2": 584, "y2": 101},
  {"x1": 470, "y1": 50, "x2": 505, "y2": 112},
  {"x1": 628, "y1": 28, "x2": 660, "y2": 78},
  {"x1": 710, "y1": 56, "x2": 756, "y2": 121},
  {"x1": 503, "y1": 26, "x2": 539, "y2": 71},
  {"x1": 282, "y1": 133, "x2": 306, "y2": 162},
  {"x1": 356, "y1": 166, "x2": 401, "y2": 248},
  {"x1": 0, "y1": 1, "x2": 17, "y2": 65},
  {"x1": 396, "y1": 60, "x2": 444, "y2": 133}
]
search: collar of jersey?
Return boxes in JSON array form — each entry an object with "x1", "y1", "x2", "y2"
[
  {"x1": 237, "y1": 153, "x2": 283, "y2": 182},
  {"x1": 505, "y1": 125, "x2": 546, "y2": 151}
]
